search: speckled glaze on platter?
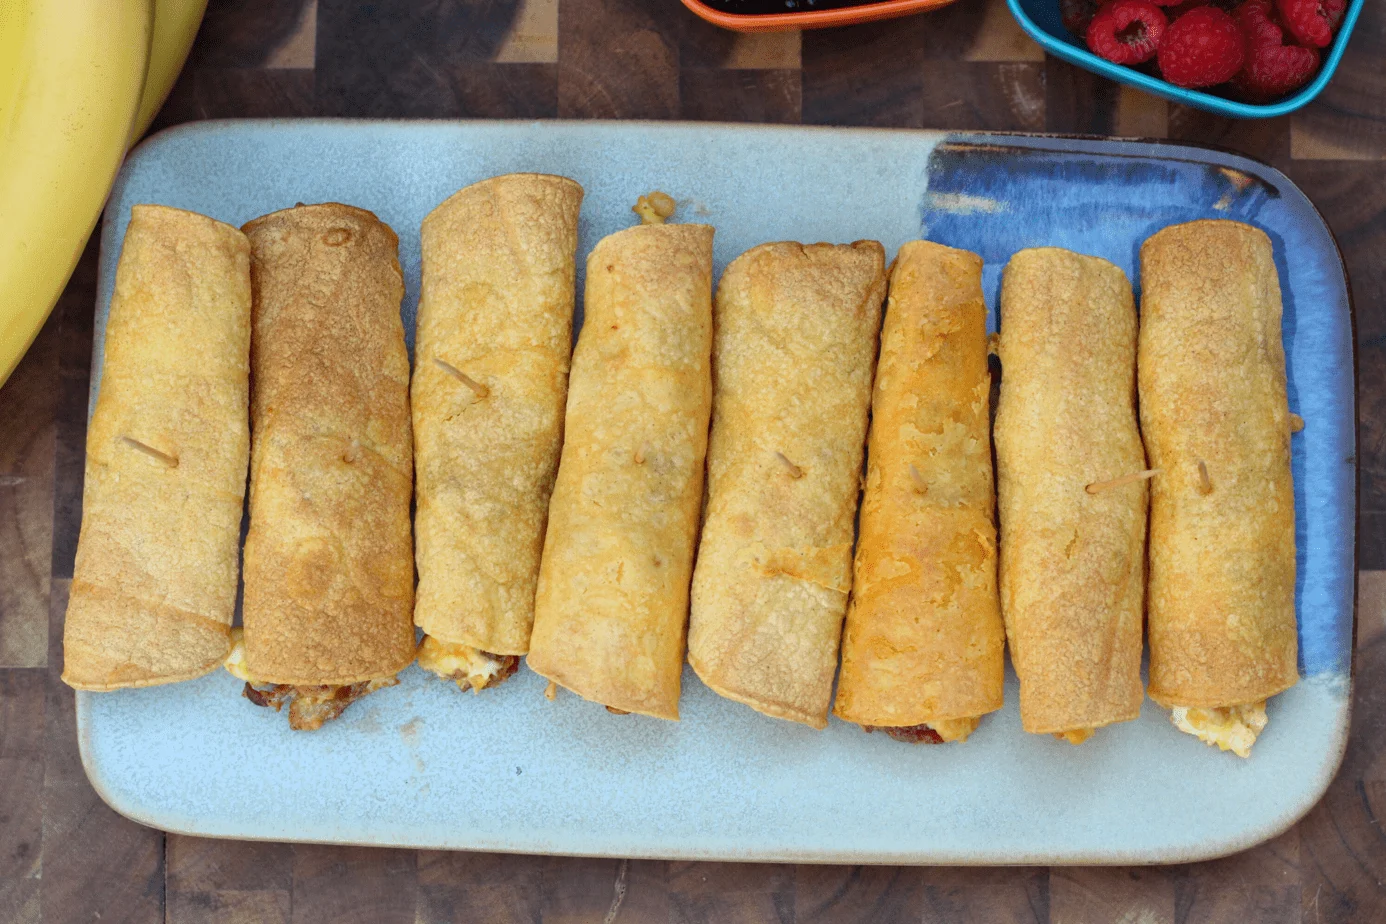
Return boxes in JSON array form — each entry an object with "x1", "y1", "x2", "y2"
[{"x1": 80, "y1": 121, "x2": 1355, "y2": 864}]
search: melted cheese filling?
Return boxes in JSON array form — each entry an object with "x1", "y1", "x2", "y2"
[
  {"x1": 417, "y1": 635, "x2": 508, "y2": 692},
  {"x1": 1170, "y1": 701, "x2": 1267, "y2": 758},
  {"x1": 224, "y1": 627, "x2": 253, "y2": 681},
  {"x1": 223, "y1": 627, "x2": 396, "y2": 691},
  {"x1": 293, "y1": 677, "x2": 396, "y2": 708},
  {"x1": 632, "y1": 191, "x2": 676, "y2": 225},
  {"x1": 930, "y1": 716, "x2": 982, "y2": 743},
  {"x1": 1053, "y1": 727, "x2": 1095, "y2": 745}
]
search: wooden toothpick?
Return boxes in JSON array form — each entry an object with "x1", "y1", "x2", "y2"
[
  {"x1": 1085, "y1": 468, "x2": 1160, "y2": 494},
  {"x1": 775, "y1": 451, "x2": 804, "y2": 479},
  {"x1": 909, "y1": 463, "x2": 928, "y2": 494},
  {"x1": 1197, "y1": 460, "x2": 1213, "y2": 495},
  {"x1": 120, "y1": 436, "x2": 178, "y2": 468},
  {"x1": 432, "y1": 358, "x2": 489, "y2": 399}
]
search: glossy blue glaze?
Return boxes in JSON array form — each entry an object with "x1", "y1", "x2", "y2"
[
  {"x1": 926, "y1": 134, "x2": 1355, "y2": 677},
  {"x1": 1007, "y1": 0, "x2": 1365, "y2": 118}
]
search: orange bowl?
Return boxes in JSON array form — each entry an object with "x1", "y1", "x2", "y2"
[{"x1": 680, "y1": 0, "x2": 958, "y2": 32}]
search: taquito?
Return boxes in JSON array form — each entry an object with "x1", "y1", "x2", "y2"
[
  {"x1": 688, "y1": 240, "x2": 886, "y2": 729},
  {"x1": 1140, "y1": 219, "x2": 1297, "y2": 758},
  {"x1": 412, "y1": 174, "x2": 583, "y2": 693},
  {"x1": 995, "y1": 247, "x2": 1146, "y2": 743},
  {"x1": 234, "y1": 203, "x2": 415, "y2": 730},
  {"x1": 62, "y1": 205, "x2": 251, "y2": 690},
  {"x1": 833, "y1": 241, "x2": 1004, "y2": 743},
  {"x1": 526, "y1": 207, "x2": 714, "y2": 720}
]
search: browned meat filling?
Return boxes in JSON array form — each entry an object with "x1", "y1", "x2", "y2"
[
  {"x1": 864, "y1": 723, "x2": 945, "y2": 744},
  {"x1": 448, "y1": 654, "x2": 519, "y2": 693},
  {"x1": 243, "y1": 676, "x2": 399, "y2": 731}
]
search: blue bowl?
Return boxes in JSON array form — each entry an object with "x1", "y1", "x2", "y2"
[{"x1": 1007, "y1": 0, "x2": 1364, "y2": 118}]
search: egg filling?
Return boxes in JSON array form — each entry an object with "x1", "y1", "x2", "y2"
[
  {"x1": 417, "y1": 635, "x2": 520, "y2": 693},
  {"x1": 1170, "y1": 701, "x2": 1268, "y2": 758}
]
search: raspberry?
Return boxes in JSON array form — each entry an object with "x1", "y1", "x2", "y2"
[
  {"x1": 1162, "y1": 0, "x2": 1213, "y2": 17},
  {"x1": 1275, "y1": 0, "x2": 1339, "y2": 47},
  {"x1": 1324, "y1": 0, "x2": 1346, "y2": 30},
  {"x1": 1234, "y1": 42, "x2": 1320, "y2": 98},
  {"x1": 1062, "y1": 0, "x2": 1103, "y2": 35},
  {"x1": 1233, "y1": 0, "x2": 1321, "y2": 99},
  {"x1": 1086, "y1": 0, "x2": 1169, "y2": 65},
  {"x1": 1164, "y1": 0, "x2": 1239, "y2": 18},
  {"x1": 1157, "y1": 6, "x2": 1246, "y2": 87},
  {"x1": 1236, "y1": 0, "x2": 1283, "y2": 46}
]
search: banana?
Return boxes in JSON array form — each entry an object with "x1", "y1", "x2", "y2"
[
  {"x1": 133, "y1": 0, "x2": 209, "y2": 141},
  {"x1": 0, "y1": 0, "x2": 153, "y2": 387},
  {"x1": 0, "y1": 9, "x2": 27, "y2": 132}
]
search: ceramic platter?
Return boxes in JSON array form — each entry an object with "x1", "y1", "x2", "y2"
[{"x1": 80, "y1": 121, "x2": 1355, "y2": 864}]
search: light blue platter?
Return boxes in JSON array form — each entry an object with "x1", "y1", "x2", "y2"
[{"x1": 81, "y1": 121, "x2": 1355, "y2": 864}]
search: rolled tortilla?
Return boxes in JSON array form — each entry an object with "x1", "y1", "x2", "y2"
[
  {"x1": 525, "y1": 218, "x2": 714, "y2": 720},
  {"x1": 412, "y1": 174, "x2": 582, "y2": 692},
  {"x1": 994, "y1": 247, "x2": 1146, "y2": 741},
  {"x1": 1140, "y1": 219, "x2": 1297, "y2": 757},
  {"x1": 238, "y1": 203, "x2": 415, "y2": 727},
  {"x1": 62, "y1": 205, "x2": 251, "y2": 690},
  {"x1": 833, "y1": 241, "x2": 1004, "y2": 742},
  {"x1": 688, "y1": 240, "x2": 886, "y2": 729}
]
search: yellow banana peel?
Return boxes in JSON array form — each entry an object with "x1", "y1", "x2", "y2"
[
  {"x1": 0, "y1": 0, "x2": 154, "y2": 388},
  {"x1": 134, "y1": 0, "x2": 210, "y2": 141}
]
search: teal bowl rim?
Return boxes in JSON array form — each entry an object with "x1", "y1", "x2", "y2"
[{"x1": 1006, "y1": 0, "x2": 1364, "y2": 118}]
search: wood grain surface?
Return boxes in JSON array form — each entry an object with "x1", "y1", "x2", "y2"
[{"x1": 2, "y1": 0, "x2": 1383, "y2": 921}]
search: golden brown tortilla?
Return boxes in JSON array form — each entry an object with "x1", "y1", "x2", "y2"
[
  {"x1": 994, "y1": 247, "x2": 1146, "y2": 739},
  {"x1": 62, "y1": 205, "x2": 252, "y2": 690},
  {"x1": 1140, "y1": 219, "x2": 1297, "y2": 710},
  {"x1": 833, "y1": 241, "x2": 1004, "y2": 738},
  {"x1": 240, "y1": 203, "x2": 416, "y2": 686},
  {"x1": 688, "y1": 240, "x2": 886, "y2": 729},
  {"x1": 526, "y1": 221, "x2": 715, "y2": 720},
  {"x1": 413, "y1": 174, "x2": 583, "y2": 661}
]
